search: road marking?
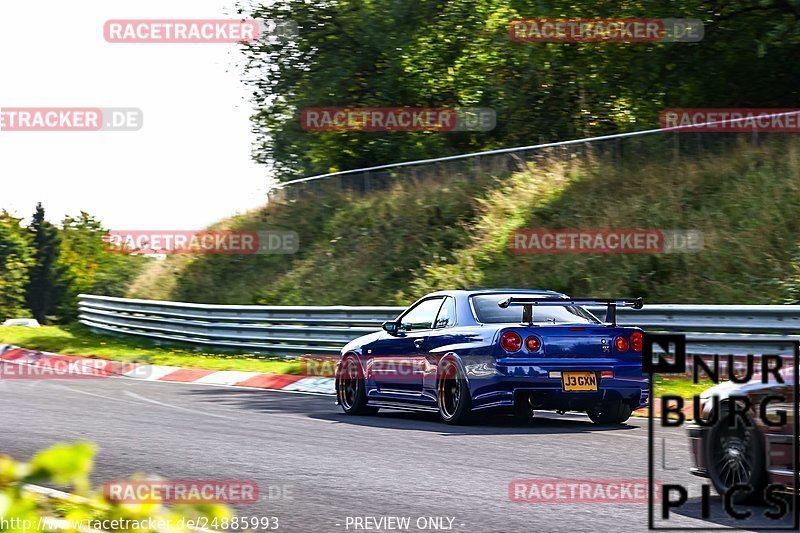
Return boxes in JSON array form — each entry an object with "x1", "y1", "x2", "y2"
[
  {"x1": 122, "y1": 390, "x2": 231, "y2": 420},
  {"x1": 46, "y1": 382, "x2": 151, "y2": 406}
]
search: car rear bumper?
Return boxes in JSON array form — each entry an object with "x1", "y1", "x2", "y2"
[{"x1": 465, "y1": 359, "x2": 647, "y2": 411}]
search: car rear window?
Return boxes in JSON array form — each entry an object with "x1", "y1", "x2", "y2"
[{"x1": 471, "y1": 294, "x2": 601, "y2": 324}]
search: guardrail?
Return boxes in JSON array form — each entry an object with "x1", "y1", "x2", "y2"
[{"x1": 78, "y1": 294, "x2": 800, "y2": 358}]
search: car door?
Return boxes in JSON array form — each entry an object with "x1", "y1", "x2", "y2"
[
  {"x1": 420, "y1": 296, "x2": 458, "y2": 394},
  {"x1": 369, "y1": 297, "x2": 444, "y2": 393}
]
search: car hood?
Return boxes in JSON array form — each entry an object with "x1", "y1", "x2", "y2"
[{"x1": 341, "y1": 330, "x2": 383, "y2": 354}]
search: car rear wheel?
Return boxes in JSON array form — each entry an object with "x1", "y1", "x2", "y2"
[
  {"x1": 706, "y1": 404, "x2": 766, "y2": 503},
  {"x1": 587, "y1": 401, "x2": 632, "y2": 424},
  {"x1": 437, "y1": 360, "x2": 472, "y2": 425},
  {"x1": 337, "y1": 356, "x2": 378, "y2": 416}
]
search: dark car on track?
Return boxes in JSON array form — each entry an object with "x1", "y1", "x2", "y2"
[
  {"x1": 334, "y1": 289, "x2": 648, "y2": 424},
  {"x1": 687, "y1": 367, "x2": 797, "y2": 500}
]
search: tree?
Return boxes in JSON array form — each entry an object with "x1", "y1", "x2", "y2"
[
  {"x1": 56, "y1": 212, "x2": 147, "y2": 320},
  {"x1": 240, "y1": 0, "x2": 800, "y2": 182},
  {"x1": 25, "y1": 203, "x2": 66, "y2": 323},
  {"x1": 0, "y1": 211, "x2": 34, "y2": 320}
]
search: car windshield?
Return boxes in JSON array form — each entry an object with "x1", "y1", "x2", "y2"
[{"x1": 471, "y1": 294, "x2": 601, "y2": 324}]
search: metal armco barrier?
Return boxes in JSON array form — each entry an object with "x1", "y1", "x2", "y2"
[{"x1": 78, "y1": 295, "x2": 800, "y2": 358}]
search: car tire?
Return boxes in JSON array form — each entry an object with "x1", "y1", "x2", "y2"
[
  {"x1": 337, "y1": 355, "x2": 378, "y2": 416},
  {"x1": 705, "y1": 403, "x2": 767, "y2": 503},
  {"x1": 437, "y1": 359, "x2": 472, "y2": 425},
  {"x1": 587, "y1": 401, "x2": 632, "y2": 424}
]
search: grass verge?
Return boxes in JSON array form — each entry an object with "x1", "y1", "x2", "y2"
[{"x1": 0, "y1": 324, "x2": 304, "y2": 374}]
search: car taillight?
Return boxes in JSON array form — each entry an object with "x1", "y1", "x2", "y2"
[
  {"x1": 500, "y1": 331, "x2": 522, "y2": 353},
  {"x1": 600, "y1": 370, "x2": 614, "y2": 379},
  {"x1": 525, "y1": 335, "x2": 542, "y2": 352},
  {"x1": 630, "y1": 331, "x2": 643, "y2": 352},
  {"x1": 614, "y1": 336, "x2": 629, "y2": 352}
]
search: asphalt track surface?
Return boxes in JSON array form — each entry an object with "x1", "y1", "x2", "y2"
[{"x1": 1, "y1": 370, "x2": 794, "y2": 532}]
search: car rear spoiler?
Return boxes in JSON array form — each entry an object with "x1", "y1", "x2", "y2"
[{"x1": 497, "y1": 296, "x2": 644, "y2": 327}]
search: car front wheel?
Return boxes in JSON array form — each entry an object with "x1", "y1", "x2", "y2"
[
  {"x1": 337, "y1": 356, "x2": 378, "y2": 416},
  {"x1": 706, "y1": 404, "x2": 766, "y2": 503}
]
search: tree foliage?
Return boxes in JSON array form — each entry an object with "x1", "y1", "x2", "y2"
[
  {"x1": 24, "y1": 203, "x2": 66, "y2": 323},
  {"x1": 0, "y1": 205, "x2": 146, "y2": 323},
  {"x1": 0, "y1": 211, "x2": 34, "y2": 320},
  {"x1": 240, "y1": 0, "x2": 800, "y2": 182},
  {"x1": 0, "y1": 442, "x2": 230, "y2": 532}
]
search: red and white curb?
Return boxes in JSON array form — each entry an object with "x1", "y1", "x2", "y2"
[{"x1": 0, "y1": 344, "x2": 335, "y2": 395}]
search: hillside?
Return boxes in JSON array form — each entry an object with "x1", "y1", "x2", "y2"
[{"x1": 128, "y1": 138, "x2": 800, "y2": 306}]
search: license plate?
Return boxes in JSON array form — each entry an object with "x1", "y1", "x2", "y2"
[{"x1": 562, "y1": 371, "x2": 598, "y2": 391}]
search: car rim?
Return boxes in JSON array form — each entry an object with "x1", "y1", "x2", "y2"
[
  {"x1": 711, "y1": 421, "x2": 754, "y2": 489},
  {"x1": 339, "y1": 359, "x2": 359, "y2": 410},
  {"x1": 439, "y1": 363, "x2": 461, "y2": 418}
]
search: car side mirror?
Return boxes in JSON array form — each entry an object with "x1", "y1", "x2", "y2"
[{"x1": 382, "y1": 320, "x2": 400, "y2": 335}]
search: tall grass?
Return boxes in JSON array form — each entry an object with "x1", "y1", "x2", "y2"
[{"x1": 128, "y1": 138, "x2": 800, "y2": 305}]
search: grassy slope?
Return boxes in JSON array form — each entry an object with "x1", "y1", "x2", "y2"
[{"x1": 130, "y1": 138, "x2": 800, "y2": 306}]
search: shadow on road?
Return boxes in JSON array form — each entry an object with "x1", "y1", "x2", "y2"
[{"x1": 182, "y1": 387, "x2": 644, "y2": 436}]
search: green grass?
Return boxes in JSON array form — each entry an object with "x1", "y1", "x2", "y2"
[
  {"x1": 128, "y1": 137, "x2": 800, "y2": 307},
  {"x1": 653, "y1": 374, "x2": 714, "y2": 399},
  {"x1": 0, "y1": 324, "x2": 304, "y2": 374}
]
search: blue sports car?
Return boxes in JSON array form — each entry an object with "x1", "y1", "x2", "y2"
[{"x1": 335, "y1": 289, "x2": 648, "y2": 425}]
